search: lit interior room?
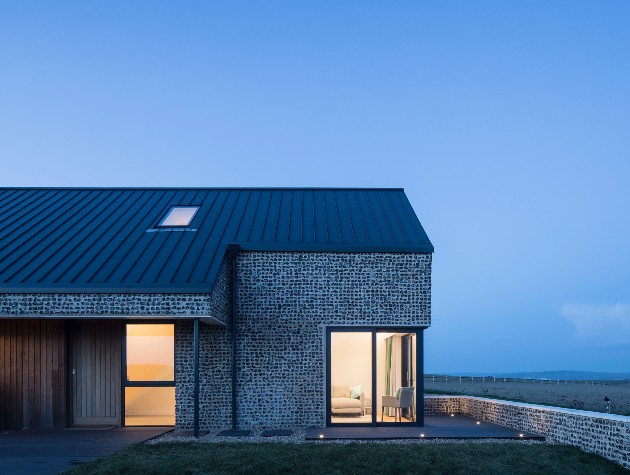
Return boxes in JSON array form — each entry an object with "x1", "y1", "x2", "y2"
[{"x1": 330, "y1": 331, "x2": 416, "y2": 424}]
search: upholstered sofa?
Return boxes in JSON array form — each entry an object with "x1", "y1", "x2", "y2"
[{"x1": 331, "y1": 385, "x2": 365, "y2": 416}]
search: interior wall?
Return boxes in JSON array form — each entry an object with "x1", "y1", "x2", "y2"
[{"x1": 330, "y1": 332, "x2": 371, "y2": 396}]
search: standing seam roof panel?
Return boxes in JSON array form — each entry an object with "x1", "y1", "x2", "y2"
[
  {"x1": 170, "y1": 189, "x2": 223, "y2": 283},
  {"x1": 232, "y1": 190, "x2": 257, "y2": 244},
  {"x1": 188, "y1": 193, "x2": 230, "y2": 282},
  {"x1": 192, "y1": 190, "x2": 241, "y2": 283},
  {"x1": 276, "y1": 190, "x2": 292, "y2": 243},
  {"x1": 138, "y1": 189, "x2": 202, "y2": 284},
  {"x1": 153, "y1": 189, "x2": 208, "y2": 284},
  {"x1": 395, "y1": 191, "x2": 431, "y2": 243},
  {"x1": 121, "y1": 189, "x2": 192, "y2": 283},
  {"x1": 98, "y1": 190, "x2": 173, "y2": 283},
  {"x1": 302, "y1": 190, "x2": 315, "y2": 243},
  {"x1": 0, "y1": 190, "x2": 72, "y2": 251},
  {"x1": 0, "y1": 190, "x2": 103, "y2": 282},
  {"x1": 85, "y1": 189, "x2": 169, "y2": 283},
  {"x1": 245, "y1": 190, "x2": 271, "y2": 243},
  {"x1": 61, "y1": 189, "x2": 147, "y2": 283},
  {"x1": 335, "y1": 190, "x2": 356, "y2": 243},
  {"x1": 31, "y1": 190, "x2": 137, "y2": 283}
]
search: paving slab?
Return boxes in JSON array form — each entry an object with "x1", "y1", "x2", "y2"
[
  {"x1": 305, "y1": 415, "x2": 544, "y2": 440},
  {"x1": 0, "y1": 427, "x2": 172, "y2": 474},
  {"x1": 217, "y1": 429, "x2": 252, "y2": 437},
  {"x1": 170, "y1": 430, "x2": 210, "y2": 437},
  {"x1": 260, "y1": 429, "x2": 293, "y2": 437}
]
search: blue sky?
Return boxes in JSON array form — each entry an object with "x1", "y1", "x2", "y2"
[{"x1": 1, "y1": 1, "x2": 629, "y2": 373}]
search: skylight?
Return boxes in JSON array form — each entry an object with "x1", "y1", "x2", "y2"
[{"x1": 159, "y1": 206, "x2": 199, "y2": 227}]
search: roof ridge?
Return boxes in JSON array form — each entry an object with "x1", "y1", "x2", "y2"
[{"x1": 0, "y1": 187, "x2": 406, "y2": 191}]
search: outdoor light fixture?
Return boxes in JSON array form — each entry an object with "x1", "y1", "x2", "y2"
[
  {"x1": 420, "y1": 433, "x2": 425, "y2": 438},
  {"x1": 476, "y1": 421, "x2": 481, "y2": 425},
  {"x1": 450, "y1": 413, "x2": 455, "y2": 417},
  {"x1": 519, "y1": 433, "x2": 524, "y2": 438},
  {"x1": 319, "y1": 434, "x2": 324, "y2": 439}
]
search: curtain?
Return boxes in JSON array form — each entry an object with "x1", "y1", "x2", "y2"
[{"x1": 385, "y1": 336, "x2": 394, "y2": 416}]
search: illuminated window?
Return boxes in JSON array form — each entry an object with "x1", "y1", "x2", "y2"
[
  {"x1": 124, "y1": 323, "x2": 175, "y2": 426},
  {"x1": 126, "y1": 324, "x2": 174, "y2": 381},
  {"x1": 159, "y1": 206, "x2": 199, "y2": 227},
  {"x1": 125, "y1": 387, "x2": 175, "y2": 426}
]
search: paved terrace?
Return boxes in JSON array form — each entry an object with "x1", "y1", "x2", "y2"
[
  {"x1": 306, "y1": 415, "x2": 544, "y2": 440},
  {"x1": 0, "y1": 427, "x2": 171, "y2": 475}
]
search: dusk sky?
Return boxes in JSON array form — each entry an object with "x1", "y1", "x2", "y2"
[{"x1": 1, "y1": 2, "x2": 629, "y2": 373}]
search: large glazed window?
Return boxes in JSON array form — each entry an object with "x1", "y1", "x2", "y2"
[
  {"x1": 327, "y1": 328, "x2": 422, "y2": 426},
  {"x1": 376, "y1": 332, "x2": 416, "y2": 423},
  {"x1": 330, "y1": 332, "x2": 372, "y2": 424},
  {"x1": 124, "y1": 323, "x2": 175, "y2": 426}
]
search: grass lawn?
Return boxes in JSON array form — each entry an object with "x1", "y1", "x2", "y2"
[{"x1": 66, "y1": 442, "x2": 627, "y2": 474}]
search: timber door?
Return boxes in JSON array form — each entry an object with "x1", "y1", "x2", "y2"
[{"x1": 70, "y1": 321, "x2": 121, "y2": 426}]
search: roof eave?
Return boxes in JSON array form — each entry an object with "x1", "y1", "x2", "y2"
[{"x1": 236, "y1": 243, "x2": 434, "y2": 253}]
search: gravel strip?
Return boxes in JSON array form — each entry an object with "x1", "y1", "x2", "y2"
[{"x1": 147, "y1": 429, "x2": 547, "y2": 446}]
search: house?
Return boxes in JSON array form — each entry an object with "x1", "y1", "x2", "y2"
[{"x1": 0, "y1": 187, "x2": 433, "y2": 432}]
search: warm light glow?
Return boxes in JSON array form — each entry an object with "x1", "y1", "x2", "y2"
[
  {"x1": 319, "y1": 434, "x2": 324, "y2": 439},
  {"x1": 519, "y1": 433, "x2": 524, "y2": 438},
  {"x1": 420, "y1": 433, "x2": 425, "y2": 438},
  {"x1": 330, "y1": 331, "x2": 372, "y2": 425},
  {"x1": 450, "y1": 413, "x2": 455, "y2": 417},
  {"x1": 476, "y1": 421, "x2": 481, "y2": 425},
  {"x1": 125, "y1": 324, "x2": 176, "y2": 426},
  {"x1": 126, "y1": 324, "x2": 174, "y2": 381},
  {"x1": 125, "y1": 386, "x2": 175, "y2": 426}
]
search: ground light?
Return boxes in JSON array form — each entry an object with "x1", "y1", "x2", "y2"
[
  {"x1": 476, "y1": 421, "x2": 481, "y2": 425},
  {"x1": 420, "y1": 433, "x2": 425, "y2": 438},
  {"x1": 319, "y1": 434, "x2": 324, "y2": 439},
  {"x1": 519, "y1": 433, "x2": 524, "y2": 438}
]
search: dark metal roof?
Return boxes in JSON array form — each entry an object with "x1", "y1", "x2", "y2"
[{"x1": 0, "y1": 188, "x2": 433, "y2": 292}]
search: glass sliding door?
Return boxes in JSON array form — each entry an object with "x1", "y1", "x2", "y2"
[
  {"x1": 124, "y1": 323, "x2": 175, "y2": 426},
  {"x1": 330, "y1": 332, "x2": 372, "y2": 424},
  {"x1": 327, "y1": 328, "x2": 422, "y2": 426},
  {"x1": 376, "y1": 332, "x2": 416, "y2": 423}
]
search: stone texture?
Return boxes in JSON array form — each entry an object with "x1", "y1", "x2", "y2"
[
  {"x1": 175, "y1": 251, "x2": 432, "y2": 430},
  {"x1": 425, "y1": 395, "x2": 630, "y2": 470},
  {"x1": 0, "y1": 293, "x2": 221, "y2": 321}
]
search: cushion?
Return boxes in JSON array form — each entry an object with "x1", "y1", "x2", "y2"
[
  {"x1": 350, "y1": 384, "x2": 362, "y2": 399},
  {"x1": 332, "y1": 385, "x2": 349, "y2": 398}
]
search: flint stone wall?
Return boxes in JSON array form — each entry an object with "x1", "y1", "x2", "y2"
[
  {"x1": 0, "y1": 293, "x2": 220, "y2": 320},
  {"x1": 425, "y1": 395, "x2": 630, "y2": 469},
  {"x1": 175, "y1": 251, "x2": 432, "y2": 430}
]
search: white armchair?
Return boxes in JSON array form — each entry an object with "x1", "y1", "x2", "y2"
[
  {"x1": 381, "y1": 387, "x2": 415, "y2": 422},
  {"x1": 331, "y1": 385, "x2": 365, "y2": 416}
]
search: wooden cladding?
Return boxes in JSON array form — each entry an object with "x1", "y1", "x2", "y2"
[
  {"x1": 0, "y1": 319, "x2": 67, "y2": 430},
  {"x1": 70, "y1": 321, "x2": 121, "y2": 425}
]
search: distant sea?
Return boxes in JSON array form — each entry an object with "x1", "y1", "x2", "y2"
[{"x1": 438, "y1": 370, "x2": 630, "y2": 380}]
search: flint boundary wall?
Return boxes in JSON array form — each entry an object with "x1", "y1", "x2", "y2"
[{"x1": 425, "y1": 395, "x2": 630, "y2": 469}]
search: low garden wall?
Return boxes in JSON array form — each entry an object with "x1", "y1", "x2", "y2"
[{"x1": 425, "y1": 395, "x2": 630, "y2": 469}]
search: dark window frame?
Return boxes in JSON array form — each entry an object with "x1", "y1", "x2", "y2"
[
  {"x1": 326, "y1": 326, "x2": 426, "y2": 427},
  {"x1": 121, "y1": 320, "x2": 176, "y2": 427}
]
